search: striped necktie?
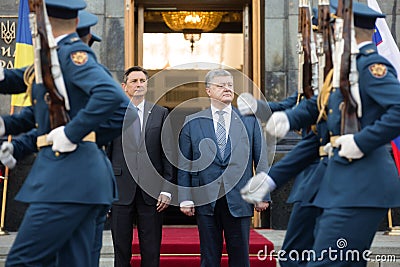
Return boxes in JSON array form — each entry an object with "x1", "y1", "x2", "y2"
[{"x1": 215, "y1": 110, "x2": 226, "y2": 158}]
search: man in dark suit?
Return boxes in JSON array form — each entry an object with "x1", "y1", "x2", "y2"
[
  {"x1": 177, "y1": 69, "x2": 270, "y2": 267},
  {"x1": 109, "y1": 66, "x2": 173, "y2": 267}
]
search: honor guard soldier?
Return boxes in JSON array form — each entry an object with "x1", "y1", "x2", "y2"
[
  {"x1": 0, "y1": 0, "x2": 131, "y2": 266},
  {"x1": 243, "y1": 1, "x2": 400, "y2": 266},
  {"x1": 239, "y1": 6, "x2": 331, "y2": 266}
]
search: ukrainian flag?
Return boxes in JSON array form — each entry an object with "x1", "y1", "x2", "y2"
[{"x1": 12, "y1": 0, "x2": 33, "y2": 106}]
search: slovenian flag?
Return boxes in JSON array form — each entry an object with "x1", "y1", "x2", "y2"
[
  {"x1": 368, "y1": 0, "x2": 400, "y2": 174},
  {"x1": 12, "y1": 0, "x2": 33, "y2": 106}
]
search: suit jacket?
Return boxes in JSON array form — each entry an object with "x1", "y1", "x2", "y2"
[
  {"x1": 286, "y1": 43, "x2": 400, "y2": 208},
  {"x1": 110, "y1": 101, "x2": 174, "y2": 206},
  {"x1": 177, "y1": 107, "x2": 269, "y2": 217}
]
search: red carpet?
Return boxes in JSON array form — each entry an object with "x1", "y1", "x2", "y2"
[{"x1": 131, "y1": 226, "x2": 276, "y2": 266}]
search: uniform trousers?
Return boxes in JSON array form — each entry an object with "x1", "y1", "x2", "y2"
[
  {"x1": 280, "y1": 202, "x2": 322, "y2": 267},
  {"x1": 6, "y1": 202, "x2": 108, "y2": 267},
  {"x1": 307, "y1": 207, "x2": 387, "y2": 267}
]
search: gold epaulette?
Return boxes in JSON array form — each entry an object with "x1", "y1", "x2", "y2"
[
  {"x1": 317, "y1": 68, "x2": 334, "y2": 123},
  {"x1": 23, "y1": 64, "x2": 35, "y2": 105}
]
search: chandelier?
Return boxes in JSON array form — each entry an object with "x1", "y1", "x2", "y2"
[{"x1": 162, "y1": 11, "x2": 225, "y2": 52}]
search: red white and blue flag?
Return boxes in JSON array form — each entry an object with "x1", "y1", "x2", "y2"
[{"x1": 368, "y1": 0, "x2": 400, "y2": 174}]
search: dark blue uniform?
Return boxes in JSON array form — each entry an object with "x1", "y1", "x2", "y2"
[
  {"x1": 284, "y1": 42, "x2": 400, "y2": 267},
  {"x1": 0, "y1": 28, "x2": 128, "y2": 266},
  {"x1": 255, "y1": 94, "x2": 327, "y2": 267}
]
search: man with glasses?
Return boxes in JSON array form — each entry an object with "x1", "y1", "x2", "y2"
[{"x1": 177, "y1": 69, "x2": 270, "y2": 267}]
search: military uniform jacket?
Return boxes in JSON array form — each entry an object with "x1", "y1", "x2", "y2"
[
  {"x1": 286, "y1": 43, "x2": 400, "y2": 208},
  {"x1": 0, "y1": 33, "x2": 127, "y2": 204}
]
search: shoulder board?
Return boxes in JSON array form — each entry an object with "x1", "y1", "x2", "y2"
[
  {"x1": 70, "y1": 37, "x2": 80, "y2": 43},
  {"x1": 365, "y1": 49, "x2": 375, "y2": 54},
  {"x1": 368, "y1": 63, "x2": 387, "y2": 79},
  {"x1": 359, "y1": 48, "x2": 377, "y2": 57},
  {"x1": 70, "y1": 51, "x2": 88, "y2": 66}
]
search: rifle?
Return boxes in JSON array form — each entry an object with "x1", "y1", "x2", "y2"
[
  {"x1": 316, "y1": 0, "x2": 333, "y2": 92},
  {"x1": 333, "y1": 0, "x2": 360, "y2": 134},
  {"x1": 29, "y1": 0, "x2": 70, "y2": 129},
  {"x1": 297, "y1": 0, "x2": 314, "y2": 103}
]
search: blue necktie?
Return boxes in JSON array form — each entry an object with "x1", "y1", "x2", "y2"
[
  {"x1": 215, "y1": 110, "x2": 226, "y2": 158},
  {"x1": 132, "y1": 107, "x2": 141, "y2": 144}
]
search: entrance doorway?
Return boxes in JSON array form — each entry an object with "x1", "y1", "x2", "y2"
[{"x1": 123, "y1": 0, "x2": 264, "y2": 226}]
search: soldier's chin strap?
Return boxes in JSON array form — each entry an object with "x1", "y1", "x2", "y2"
[
  {"x1": 23, "y1": 64, "x2": 36, "y2": 105},
  {"x1": 317, "y1": 68, "x2": 334, "y2": 123}
]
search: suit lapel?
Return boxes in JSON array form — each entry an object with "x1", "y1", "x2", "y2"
[
  {"x1": 139, "y1": 101, "x2": 153, "y2": 147},
  {"x1": 224, "y1": 109, "x2": 245, "y2": 160}
]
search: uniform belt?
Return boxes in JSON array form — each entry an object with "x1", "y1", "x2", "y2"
[
  {"x1": 330, "y1": 135, "x2": 340, "y2": 148},
  {"x1": 37, "y1": 131, "x2": 96, "y2": 149},
  {"x1": 319, "y1": 146, "x2": 328, "y2": 157}
]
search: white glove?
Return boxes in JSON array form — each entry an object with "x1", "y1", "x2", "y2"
[
  {"x1": 335, "y1": 134, "x2": 364, "y2": 159},
  {"x1": 0, "y1": 117, "x2": 5, "y2": 137},
  {"x1": 323, "y1": 142, "x2": 333, "y2": 156},
  {"x1": 265, "y1": 111, "x2": 290, "y2": 138},
  {"x1": 0, "y1": 64, "x2": 4, "y2": 81},
  {"x1": 241, "y1": 172, "x2": 271, "y2": 204},
  {"x1": 0, "y1": 142, "x2": 16, "y2": 169},
  {"x1": 46, "y1": 126, "x2": 77, "y2": 153},
  {"x1": 237, "y1": 93, "x2": 257, "y2": 115}
]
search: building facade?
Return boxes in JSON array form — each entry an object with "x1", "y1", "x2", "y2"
[{"x1": 0, "y1": 0, "x2": 399, "y2": 230}]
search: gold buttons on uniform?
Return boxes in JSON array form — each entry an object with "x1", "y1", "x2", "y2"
[
  {"x1": 329, "y1": 109, "x2": 333, "y2": 114},
  {"x1": 332, "y1": 88, "x2": 336, "y2": 93},
  {"x1": 35, "y1": 123, "x2": 39, "y2": 128},
  {"x1": 33, "y1": 99, "x2": 37, "y2": 104},
  {"x1": 55, "y1": 151, "x2": 60, "y2": 157},
  {"x1": 320, "y1": 138, "x2": 323, "y2": 143}
]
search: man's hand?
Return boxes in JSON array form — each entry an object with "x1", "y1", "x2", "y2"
[
  {"x1": 254, "y1": 201, "x2": 270, "y2": 212},
  {"x1": 180, "y1": 204, "x2": 195, "y2": 217},
  {"x1": 156, "y1": 194, "x2": 171, "y2": 212},
  {"x1": 237, "y1": 92, "x2": 257, "y2": 115},
  {"x1": 241, "y1": 172, "x2": 271, "y2": 204},
  {"x1": 335, "y1": 134, "x2": 364, "y2": 159},
  {"x1": 0, "y1": 142, "x2": 16, "y2": 169},
  {"x1": 46, "y1": 126, "x2": 77, "y2": 153},
  {"x1": 265, "y1": 112, "x2": 290, "y2": 138}
]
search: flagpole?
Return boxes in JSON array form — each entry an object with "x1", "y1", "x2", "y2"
[{"x1": 0, "y1": 105, "x2": 14, "y2": 236}]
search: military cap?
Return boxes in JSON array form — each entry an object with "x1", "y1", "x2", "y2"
[
  {"x1": 330, "y1": 0, "x2": 385, "y2": 29},
  {"x1": 77, "y1": 10, "x2": 98, "y2": 38},
  {"x1": 45, "y1": 0, "x2": 86, "y2": 19}
]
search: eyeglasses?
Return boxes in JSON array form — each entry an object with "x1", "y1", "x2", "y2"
[{"x1": 211, "y1": 82, "x2": 234, "y2": 89}]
